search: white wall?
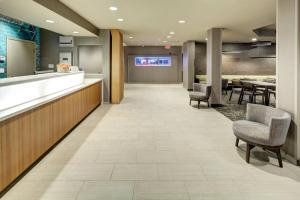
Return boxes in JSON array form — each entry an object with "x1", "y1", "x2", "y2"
[
  {"x1": 78, "y1": 45, "x2": 103, "y2": 74},
  {"x1": 277, "y1": 0, "x2": 300, "y2": 162}
]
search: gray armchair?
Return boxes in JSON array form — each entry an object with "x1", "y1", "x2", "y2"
[
  {"x1": 233, "y1": 104, "x2": 291, "y2": 167},
  {"x1": 189, "y1": 83, "x2": 212, "y2": 108}
]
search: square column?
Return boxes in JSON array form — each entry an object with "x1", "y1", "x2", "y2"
[
  {"x1": 207, "y1": 28, "x2": 222, "y2": 105},
  {"x1": 277, "y1": 0, "x2": 300, "y2": 164},
  {"x1": 183, "y1": 41, "x2": 195, "y2": 90},
  {"x1": 101, "y1": 29, "x2": 111, "y2": 103}
]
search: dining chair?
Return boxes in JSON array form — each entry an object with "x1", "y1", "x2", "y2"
[
  {"x1": 268, "y1": 88, "x2": 276, "y2": 100},
  {"x1": 239, "y1": 81, "x2": 265, "y2": 105},
  {"x1": 229, "y1": 79, "x2": 242, "y2": 102},
  {"x1": 222, "y1": 79, "x2": 229, "y2": 95}
]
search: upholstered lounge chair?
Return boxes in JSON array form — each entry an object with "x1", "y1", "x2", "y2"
[
  {"x1": 233, "y1": 104, "x2": 291, "y2": 167},
  {"x1": 189, "y1": 83, "x2": 212, "y2": 108}
]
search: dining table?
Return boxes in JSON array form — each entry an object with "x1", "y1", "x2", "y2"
[{"x1": 240, "y1": 80, "x2": 276, "y2": 106}]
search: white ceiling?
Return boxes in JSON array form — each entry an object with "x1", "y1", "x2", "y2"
[
  {"x1": 0, "y1": 0, "x2": 276, "y2": 46},
  {"x1": 60, "y1": 0, "x2": 276, "y2": 46},
  {"x1": 0, "y1": 0, "x2": 95, "y2": 37}
]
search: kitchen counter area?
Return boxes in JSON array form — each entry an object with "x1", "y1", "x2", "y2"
[{"x1": 0, "y1": 72, "x2": 103, "y2": 193}]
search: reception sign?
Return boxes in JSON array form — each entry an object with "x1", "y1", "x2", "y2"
[{"x1": 135, "y1": 56, "x2": 171, "y2": 67}]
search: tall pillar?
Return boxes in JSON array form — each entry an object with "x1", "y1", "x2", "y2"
[
  {"x1": 277, "y1": 0, "x2": 300, "y2": 164},
  {"x1": 100, "y1": 29, "x2": 111, "y2": 103},
  {"x1": 183, "y1": 41, "x2": 195, "y2": 90},
  {"x1": 206, "y1": 28, "x2": 222, "y2": 106}
]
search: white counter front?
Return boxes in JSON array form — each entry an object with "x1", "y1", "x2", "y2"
[{"x1": 0, "y1": 72, "x2": 102, "y2": 122}]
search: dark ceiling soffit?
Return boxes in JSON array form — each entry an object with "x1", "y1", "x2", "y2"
[
  {"x1": 253, "y1": 24, "x2": 276, "y2": 37},
  {"x1": 33, "y1": 0, "x2": 99, "y2": 36}
]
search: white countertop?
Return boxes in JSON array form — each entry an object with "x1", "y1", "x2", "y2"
[{"x1": 0, "y1": 78, "x2": 102, "y2": 122}]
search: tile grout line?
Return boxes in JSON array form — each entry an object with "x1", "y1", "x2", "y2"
[{"x1": 74, "y1": 181, "x2": 85, "y2": 200}]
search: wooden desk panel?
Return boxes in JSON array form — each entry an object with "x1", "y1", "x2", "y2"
[{"x1": 0, "y1": 82, "x2": 101, "y2": 192}]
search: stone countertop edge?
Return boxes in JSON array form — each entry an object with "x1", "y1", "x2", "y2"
[{"x1": 0, "y1": 72, "x2": 84, "y2": 87}]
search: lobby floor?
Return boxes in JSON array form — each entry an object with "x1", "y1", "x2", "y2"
[{"x1": 2, "y1": 84, "x2": 300, "y2": 200}]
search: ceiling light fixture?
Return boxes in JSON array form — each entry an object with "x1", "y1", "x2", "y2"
[
  {"x1": 178, "y1": 20, "x2": 186, "y2": 24},
  {"x1": 73, "y1": 31, "x2": 79, "y2": 34},
  {"x1": 167, "y1": 35, "x2": 172, "y2": 39},
  {"x1": 46, "y1": 19, "x2": 55, "y2": 23},
  {"x1": 109, "y1": 6, "x2": 118, "y2": 11},
  {"x1": 252, "y1": 38, "x2": 258, "y2": 42},
  {"x1": 117, "y1": 18, "x2": 124, "y2": 22},
  {"x1": 169, "y1": 32, "x2": 175, "y2": 35},
  {"x1": 129, "y1": 36, "x2": 133, "y2": 39},
  {"x1": 163, "y1": 40, "x2": 168, "y2": 43},
  {"x1": 205, "y1": 38, "x2": 208, "y2": 41}
]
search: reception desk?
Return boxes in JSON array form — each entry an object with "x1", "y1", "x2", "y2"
[{"x1": 0, "y1": 72, "x2": 102, "y2": 193}]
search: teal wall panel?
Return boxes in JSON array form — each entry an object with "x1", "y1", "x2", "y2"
[{"x1": 0, "y1": 14, "x2": 40, "y2": 78}]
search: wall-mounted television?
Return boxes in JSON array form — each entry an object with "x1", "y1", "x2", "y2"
[{"x1": 135, "y1": 56, "x2": 172, "y2": 67}]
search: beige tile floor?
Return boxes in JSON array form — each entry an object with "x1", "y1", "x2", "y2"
[{"x1": 2, "y1": 84, "x2": 300, "y2": 200}]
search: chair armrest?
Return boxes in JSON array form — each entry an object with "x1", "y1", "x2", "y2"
[{"x1": 269, "y1": 116, "x2": 291, "y2": 146}]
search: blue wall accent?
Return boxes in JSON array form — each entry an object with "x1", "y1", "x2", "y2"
[{"x1": 0, "y1": 15, "x2": 40, "y2": 78}]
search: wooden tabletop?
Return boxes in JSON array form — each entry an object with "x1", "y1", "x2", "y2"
[{"x1": 241, "y1": 80, "x2": 276, "y2": 87}]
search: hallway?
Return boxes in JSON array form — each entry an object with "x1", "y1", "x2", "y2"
[{"x1": 3, "y1": 84, "x2": 300, "y2": 200}]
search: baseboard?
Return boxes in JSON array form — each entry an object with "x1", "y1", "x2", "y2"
[
  {"x1": 211, "y1": 104, "x2": 224, "y2": 108},
  {"x1": 282, "y1": 150, "x2": 299, "y2": 165}
]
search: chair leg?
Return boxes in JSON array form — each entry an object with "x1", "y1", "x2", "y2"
[
  {"x1": 235, "y1": 138, "x2": 239, "y2": 147},
  {"x1": 198, "y1": 101, "x2": 200, "y2": 109},
  {"x1": 246, "y1": 143, "x2": 254, "y2": 163},
  {"x1": 246, "y1": 143, "x2": 251, "y2": 163},
  {"x1": 229, "y1": 90, "x2": 233, "y2": 101},
  {"x1": 189, "y1": 99, "x2": 192, "y2": 105},
  {"x1": 207, "y1": 100, "x2": 210, "y2": 108},
  {"x1": 238, "y1": 93, "x2": 244, "y2": 105},
  {"x1": 275, "y1": 148, "x2": 283, "y2": 168},
  {"x1": 249, "y1": 94, "x2": 253, "y2": 103}
]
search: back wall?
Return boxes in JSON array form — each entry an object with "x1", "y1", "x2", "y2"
[
  {"x1": 195, "y1": 42, "x2": 276, "y2": 76},
  {"x1": 125, "y1": 46, "x2": 182, "y2": 83}
]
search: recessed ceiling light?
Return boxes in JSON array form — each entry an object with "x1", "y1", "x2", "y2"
[
  {"x1": 178, "y1": 20, "x2": 186, "y2": 24},
  {"x1": 205, "y1": 38, "x2": 208, "y2": 41},
  {"x1": 46, "y1": 19, "x2": 54, "y2": 23},
  {"x1": 117, "y1": 18, "x2": 124, "y2": 22},
  {"x1": 163, "y1": 40, "x2": 168, "y2": 43},
  {"x1": 129, "y1": 36, "x2": 133, "y2": 39},
  {"x1": 252, "y1": 38, "x2": 258, "y2": 42},
  {"x1": 167, "y1": 35, "x2": 172, "y2": 39},
  {"x1": 73, "y1": 31, "x2": 79, "y2": 34},
  {"x1": 169, "y1": 32, "x2": 175, "y2": 35},
  {"x1": 109, "y1": 6, "x2": 118, "y2": 11}
]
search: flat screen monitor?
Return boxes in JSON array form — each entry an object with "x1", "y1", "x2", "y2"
[{"x1": 135, "y1": 56, "x2": 171, "y2": 67}]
